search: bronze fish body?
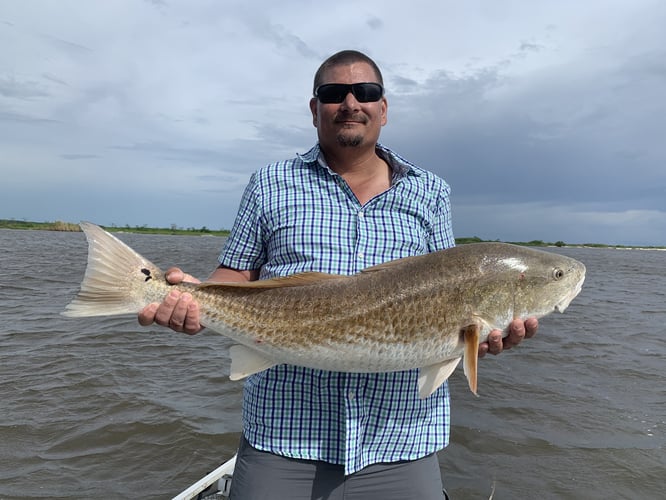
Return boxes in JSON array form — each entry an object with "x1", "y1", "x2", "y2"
[{"x1": 63, "y1": 223, "x2": 586, "y2": 397}]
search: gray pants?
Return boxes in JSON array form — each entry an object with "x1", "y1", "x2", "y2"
[{"x1": 229, "y1": 435, "x2": 447, "y2": 500}]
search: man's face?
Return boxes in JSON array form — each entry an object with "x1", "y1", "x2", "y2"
[{"x1": 310, "y1": 62, "x2": 388, "y2": 151}]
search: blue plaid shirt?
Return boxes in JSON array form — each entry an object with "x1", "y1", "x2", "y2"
[{"x1": 219, "y1": 143, "x2": 455, "y2": 474}]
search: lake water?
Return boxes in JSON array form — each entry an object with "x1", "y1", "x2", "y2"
[{"x1": 0, "y1": 229, "x2": 664, "y2": 499}]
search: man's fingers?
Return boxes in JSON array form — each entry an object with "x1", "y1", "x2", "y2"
[
  {"x1": 524, "y1": 317, "x2": 539, "y2": 339},
  {"x1": 182, "y1": 301, "x2": 202, "y2": 335},
  {"x1": 479, "y1": 318, "x2": 538, "y2": 359},
  {"x1": 505, "y1": 319, "x2": 531, "y2": 349},
  {"x1": 138, "y1": 303, "x2": 158, "y2": 326},
  {"x1": 136, "y1": 286, "x2": 202, "y2": 335},
  {"x1": 153, "y1": 290, "x2": 182, "y2": 326},
  {"x1": 486, "y1": 330, "x2": 503, "y2": 355},
  {"x1": 169, "y1": 293, "x2": 193, "y2": 332}
]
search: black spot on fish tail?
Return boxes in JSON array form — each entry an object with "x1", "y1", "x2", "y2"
[{"x1": 141, "y1": 268, "x2": 152, "y2": 282}]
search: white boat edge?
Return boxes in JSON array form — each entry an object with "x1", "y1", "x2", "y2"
[{"x1": 172, "y1": 454, "x2": 237, "y2": 500}]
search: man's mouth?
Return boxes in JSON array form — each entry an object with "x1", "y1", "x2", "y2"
[{"x1": 335, "y1": 114, "x2": 366, "y2": 124}]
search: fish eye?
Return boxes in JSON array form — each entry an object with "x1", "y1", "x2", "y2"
[{"x1": 552, "y1": 268, "x2": 565, "y2": 280}]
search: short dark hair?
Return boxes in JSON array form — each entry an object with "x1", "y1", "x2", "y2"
[{"x1": 313, "y1": 50, "x2": 384, "y2": 94}]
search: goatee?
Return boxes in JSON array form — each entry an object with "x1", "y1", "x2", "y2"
[{"x1": 336, "y1": 133, "x2": 363, "y2": 147}]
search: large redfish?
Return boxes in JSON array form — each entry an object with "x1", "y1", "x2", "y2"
[{"x1": 63, "y1": 223, "x2": 585, "y2": 398}]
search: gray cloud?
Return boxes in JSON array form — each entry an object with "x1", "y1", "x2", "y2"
[
  {"x1": 0, "y1": 110, "x2": 59, "y2": 123},
  {"x1": 0, "y1": 76, "x2": 50, "y2": 99},
  {"x1": 40, "y1": 34, "x2": 91, "y2": 54},
  {"x1": 367, "y1": 16, "x2": 383, "y2": 30},
  {"x1": 239, "y1": 12, "x2": 320, "y2": 60},
  {"x1": 1, "y1": 1, "x2": 664, "y2": 245},
  {"x1": 385, "y1": 45, "x2": 666, "y2": 213},
  {"x1": 60, "y1": 154, "x2": 100, "y2": 160}
]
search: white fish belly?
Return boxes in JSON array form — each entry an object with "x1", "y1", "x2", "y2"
[{"x1": 204, "y1": 315, "x2": 464, "y2": 373}]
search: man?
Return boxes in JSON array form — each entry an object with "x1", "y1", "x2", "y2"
[{"x1": 139, "y1": 50, "x2": 537, "y2": 499}]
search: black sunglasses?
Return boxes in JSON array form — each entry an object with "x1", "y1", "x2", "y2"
[{"x1": 314, "y1": 82, "x2": 384, "y2": 104}]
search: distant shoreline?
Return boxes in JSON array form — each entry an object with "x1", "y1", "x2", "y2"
[
  {"x1": 0, "y1": 219, "x2": 230, "y2": 237},
  {"x1": 1, "y1": 218, "x2": 664, "y2": 250}
]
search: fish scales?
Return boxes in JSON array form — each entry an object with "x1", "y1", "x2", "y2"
[
  {"x1": 208, "y1": 270, "x2": 426, "y2": 345},
  {"x1": 63, "y1": 223, "x2": 585, "y2": 397}
]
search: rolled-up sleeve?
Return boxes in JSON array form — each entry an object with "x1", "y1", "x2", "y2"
[
  {"x1": 218, "y1": 173, "x2": 266, "y2": 271},
  {"x1": 428, "y1": 179, "x2": 455, "y2": 252}
]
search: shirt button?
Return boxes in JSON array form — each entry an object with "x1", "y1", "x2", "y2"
[
  {"x1": 348, "y1": 391, "x2": 355, "y2": 400},
  {"x1": 358, "y1": 211, "x2": 364, "y2": 218},
  {"x1": 357, "y1": 252, "x2": 364, "y2": 260}
]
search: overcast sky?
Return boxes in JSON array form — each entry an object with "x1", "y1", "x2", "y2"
[{"x1": 1, "y1": 1, "x2": 665, "y2": 246}]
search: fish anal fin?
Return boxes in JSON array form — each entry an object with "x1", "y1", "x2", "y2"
[
  {"x1": 462, "y1": 323, "x2": 481, "y2": 396},
  {"x1": 199, "y1": 272, "x2": 344, "y2": 290},
  {"x1": 229, "y1": 345, "x2": 277, "y2": 380},
  {"x1": 418, "y1": 357, "x2": 462, "y2": 399}
]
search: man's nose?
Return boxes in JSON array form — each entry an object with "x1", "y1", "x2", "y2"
[{"x1": 339, "y1": 91, "x2": 361, "y2": 110}]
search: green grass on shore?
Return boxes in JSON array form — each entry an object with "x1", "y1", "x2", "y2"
[{"x1": 0, "y1": 219, "x2": 230, "y2": 237}]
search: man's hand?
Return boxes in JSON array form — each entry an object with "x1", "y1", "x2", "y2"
[
  {"x1": 138, "y1": 267, "x2": 203, "y2": 335},
  {"x1": 478, "y1": 317, "x2": 538, "y2": 358}
]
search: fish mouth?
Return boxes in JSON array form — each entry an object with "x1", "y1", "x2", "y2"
[{"x1": 554, "y1": 273, "x2": 586, "y2": 313}]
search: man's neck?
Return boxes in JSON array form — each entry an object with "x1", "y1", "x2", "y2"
[
  {"x1": 321, "y1": 144, "x2": 391, "y2": 205},
  {"x1": 321, "y1": 144, "x2": 382, "y2": 176}
]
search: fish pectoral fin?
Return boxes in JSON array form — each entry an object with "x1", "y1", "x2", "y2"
[
  {"x1": 462, "y1": 323, "x2": 481, "y2": 396},
  {"x1": 418, "y1": 358, "x2": 462, "y2": 399},
  {"x1": 228, "y1": 345, "x2": 277, "y2": 380}
]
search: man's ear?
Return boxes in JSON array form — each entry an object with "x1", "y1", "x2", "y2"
[{"x1": 309, "y1": 97, "x2": 318, "y2": 127}]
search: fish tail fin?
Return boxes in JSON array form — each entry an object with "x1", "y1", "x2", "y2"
[
  {"x1": 463, "y1": 323, "x2": 480, "y2": 396},
  {"x1": 62, "y1": 222, "x2": 166, "y2": 318}
]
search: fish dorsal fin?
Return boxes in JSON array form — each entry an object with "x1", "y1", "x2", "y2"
[
  {"x1": 418, "y1": 357, "x2": 462, "y2": 398},
  {"x1": 361, "y1": 254, "x2": 422, "y2": 274},
  {"x1": 228, "y1": 345, "x2": 278, "y2": 380},
  {"x1": 198, "y1": 272, "x2": 345, "y2": 290}
]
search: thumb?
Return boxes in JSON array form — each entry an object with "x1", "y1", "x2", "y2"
[{"x1": 164, "y1": 267, "x2": 185, "y2": 284}]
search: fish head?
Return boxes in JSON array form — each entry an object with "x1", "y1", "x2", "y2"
[
  {"x1": 499, "y1": 245, "x2": 586, "y2": 320},
  {"x1": 469, "y1": 244, "x2": 586, "y2": 326}
]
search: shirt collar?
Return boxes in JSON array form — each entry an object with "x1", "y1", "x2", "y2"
[{"x1": 297, "y1": 143, "x2": 421, "y2": 180}]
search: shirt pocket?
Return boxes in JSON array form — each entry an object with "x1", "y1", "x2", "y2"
[{"x1": 368, "y1": 209, "x2": 430, "y2": 261}]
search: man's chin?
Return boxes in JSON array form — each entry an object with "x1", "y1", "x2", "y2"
[{"x1": 336, "y1": 134, "x2": 363, "y2": 147}]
